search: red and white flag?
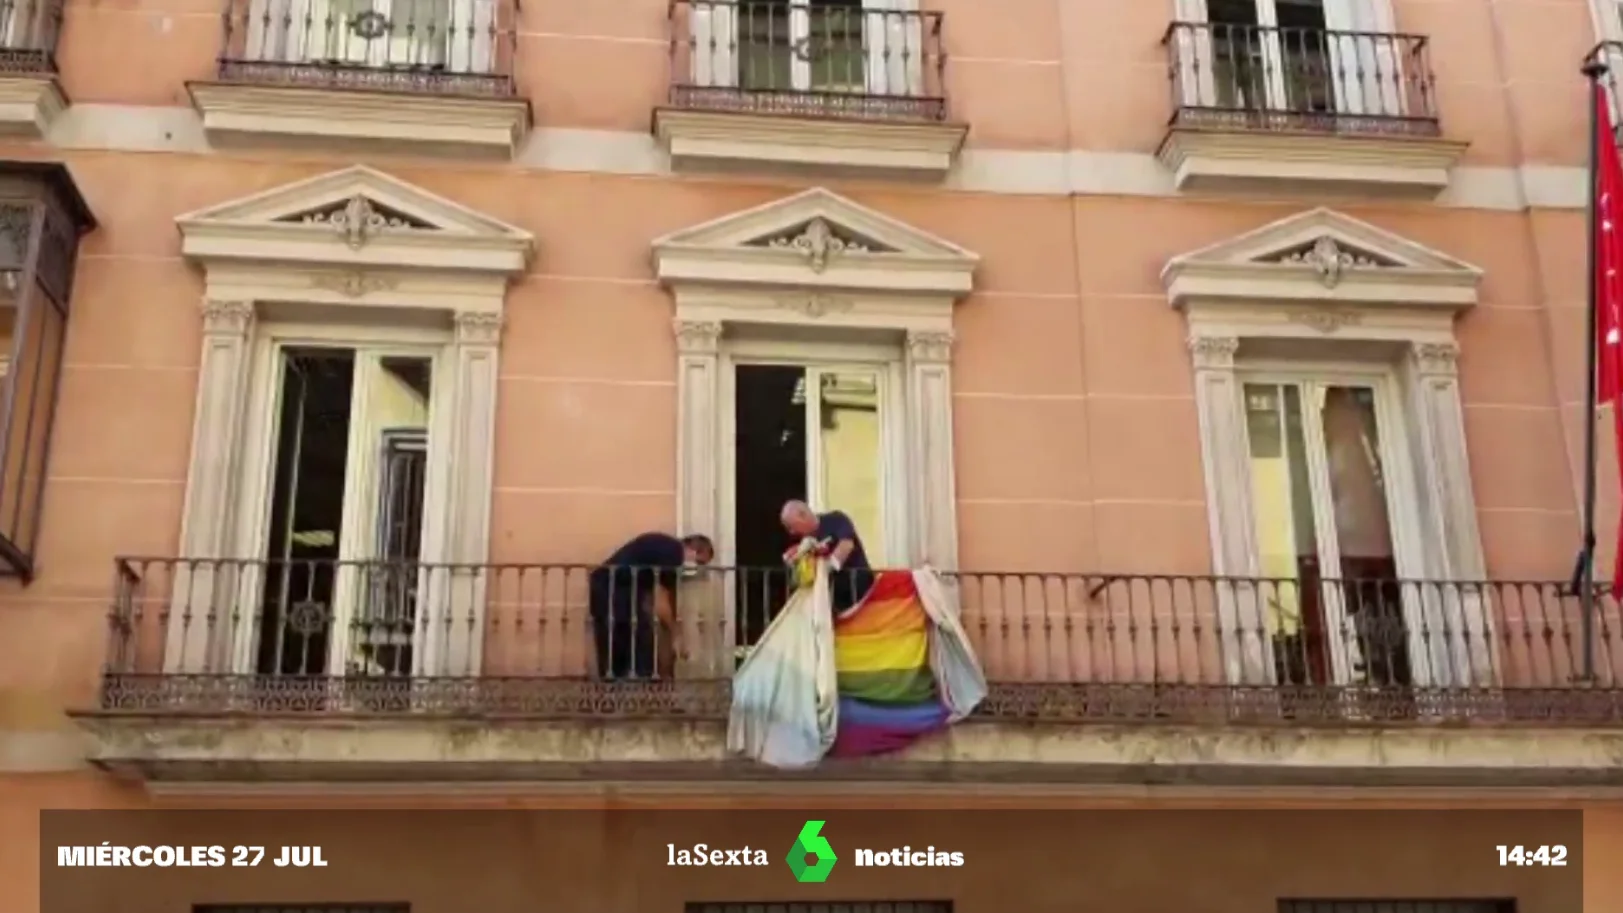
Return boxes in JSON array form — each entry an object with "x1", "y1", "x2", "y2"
[{"x1": 1591, "y1": 84, "x2": 1623, "y2": 596}]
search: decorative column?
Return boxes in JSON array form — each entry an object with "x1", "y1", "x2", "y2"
[
  {"x1": 434, "y1": 310, "x2": 504, "y2": 677},
  {"x1": 1404, "y1": 340, "x2": 1491, "y2": 686},
  {"x1": 674, "y1": 320, "x2": 723, "y2": 540},
  {"x1": 906, "y1": 330, "x2": 959, "y2": 570},
  {"x1": 673, "y1": 319, "x2": 725, "y2": 672},
  {"x1": 1186, "y1": 333, "x2": 1268, "y2": 684},
  {"x1": 166, "y1": 299, "x2": 255, "y2": 673}
]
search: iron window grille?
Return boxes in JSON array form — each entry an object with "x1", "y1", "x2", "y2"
[
  {"x1": 1280, "y1": 901, "x2": 1517, "y2": 913},
  {"x1": 689, "y1": 904, "x2": 952, "y2": 913}
]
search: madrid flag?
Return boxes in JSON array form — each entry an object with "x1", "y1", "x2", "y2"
[{"x1": 1591, "y1": 85, "x2": 1623, "y2": 596}]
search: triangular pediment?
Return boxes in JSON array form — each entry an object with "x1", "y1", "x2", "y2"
[
  {"x1": 652, "y1": 188, "x2": 977, "y2": 297},
  {"x1": 178, "y1": 166, "x2": 529, "y2": 239},
  {"x1": 177, "y1": 166, "x2": 532, "y2": 274},
  {"x1": 1162, "y1": 208, "x2": 1481, "y2": 311},
  {"x1": 655, "y1": 187, "x2": 977, "y2": 261},
  {"x1": 1167, "y1": 207, "x2": 1481, "y2": 276}
]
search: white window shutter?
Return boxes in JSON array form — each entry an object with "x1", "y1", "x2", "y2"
[
  {"x1": 1171, "y1": 0, "x2": 1214, "y2": 110},
  {"x1": 447, "y1": 0, "x2": 493, "y2": 75},
  {"x1": 1362, "y1": 0, "x2": 1404, "y2": 117},
  {"x1": 690, "y1": 2, "x2": 737, "y2": 88},
  {"x1": 1320, "y1": 0, "x2": 1368, "y2": 115},
  {"x1": 863, "y1": 0, "x2": 891, "y2": 95}
]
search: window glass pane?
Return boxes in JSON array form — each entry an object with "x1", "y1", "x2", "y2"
[{"x1": 815, "y1": 368, "x2": 883, "y2": 566}]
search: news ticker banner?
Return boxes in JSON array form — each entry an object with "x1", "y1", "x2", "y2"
[{"x1": 42, "y1": 809, "x2": 1581, "y2": 910}]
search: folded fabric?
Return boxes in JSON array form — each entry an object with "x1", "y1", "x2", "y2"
[{"x1": 728, "y1": 557, "x2": 987, "y2": 768}]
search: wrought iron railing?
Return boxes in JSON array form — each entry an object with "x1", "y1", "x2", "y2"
[
  {"x1": 0, "y1": 0, "x2": 63, "y2": 74},
  {"x1": 665, "y1": 0, "x2": 947, "y2": 122},
  {"x1": 213, "y1": 0, "x2": 519, "y2": 96},
  {"x1": 95, "y1": 557, "x2": 1623, "y2": 724},
  {"x1": 1163, "y1": 21, "x2": 1440, "y2": 136}
]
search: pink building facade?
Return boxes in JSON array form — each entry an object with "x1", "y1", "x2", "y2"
[{"x1": 0, "y1": 0, "x2": 1621, "y2": 909}]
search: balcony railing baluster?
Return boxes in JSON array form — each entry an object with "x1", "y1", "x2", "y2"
[
  {"x1": 96, "y1": 557, "x2": 1623, "y2": 725},
  {"x1": 215, "y1": 0, "x2": 518, "y2": 96},
  {"x1": 0, "y1": 0, "x2": 64, "y2": 74},
  {"x1": 666, "y1": 0, "x2": 946, "y2": 122},
  {"x1": 1163, "y1": 20, "x2": 1440, "y2": 137}
]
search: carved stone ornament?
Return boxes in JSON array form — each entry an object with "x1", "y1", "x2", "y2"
[
  {"x1": 303, "y1": 195, "x2": 416, "y2": 250},
  {"x1": 1287, "y1": 308, "x2": 1363, "y2": 334},
  {"x1": 775, "y1": 293, "x2": 854, "y2": 319},
  {"x1": 1272, "y1": 236, "x2": 1389, "y2": 289},
  {"x1": 309, "y1": 270, "x2": 396, "y2": 298},
  {"x1": 674, "y1": 319, "x2": 724, "y2": 355},
  {"x1": 454, "y1": 311, "x2": 505, "y2": 346},
  {"x1": 906, "y1": 330, "x2": 954, "y2": 364},
  {"x1": 200, "y1": 299, "x2": 254, "y2": 337},
  {"x1": 1187, "y1": 334, "x2": 1240, "y2": 370},
  {"x1": 1410, "y1": 341, "x2": 1460, "y2": 376},
  {"x1": 767, "y1": 218, "x2": 870, "y2": 274}
]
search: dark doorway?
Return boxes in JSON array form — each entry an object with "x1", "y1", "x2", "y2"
[
  {"x1": 255, "y1": 347, "x2": 355, "y2": 678},
  {"x1": 733, "y1": 364, "x2": 807, "y2": 649}
]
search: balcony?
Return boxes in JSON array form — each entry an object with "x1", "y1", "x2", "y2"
[
  {"x1": 1159, "y1": 21, "x2": 1466, "y2": 197},
  {"x1": 187, "y1": 0, "x2": 531, "y2": 157},
  {"x1": 0, "y1": 0, "x2": 66, "y2": 136},
  {"x1": 652, "y1": 0, "x2": 967, "y2": 180},
  {"x1": 74, "y1": 557, "x2": 1623, "y2": 790}
]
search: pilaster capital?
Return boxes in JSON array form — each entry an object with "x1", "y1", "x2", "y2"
[
  {"x1": 1187, "y1": 334, "x2": 1240, "y2": 371},
  {"x1": 674, "y1": 319, "x2": 724, "y2": 355},
  {"x1": 454, "y1": 310, "x2": 505, "y2": 346},
  {"x1": 906, "y1": 329, "x2": 955, "y2": 365},
  {"x1": 1410, "y1": 341, "x2": 1460, "y2": 377},
  {"x1": 200, "y1": 300, "x2": 254, "y2": 338}
]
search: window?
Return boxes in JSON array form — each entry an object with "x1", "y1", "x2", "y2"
[
  {"x1": 689, "y1": 0, "x2": 927, "y2": 98},
  {"x1": 1280, "y1": 902, "x2": 1515, "y2": 913},
  {"x1": 1177, "y1": 0, "x2": 1408, "y2": 120},
  {"x1": 0, "y1": 166, "x2": 94, "y2": 582},
  {"x1": 197, "y1": 905, "x2": 409, "y2": 913},
  {"x1": 237, "y1": 0, "x2": 497, "y2": 73},
  {"x1": 1241, "y1": 377, "x2": 1418, "y2": 693},
  {"x1": 245, "y1": 343, "x2": 439, "y2": 681},
  {"x1": 730, "y1": 357, "x2": 896, "y2": 645},
  {"x1": 689, "y1": 904, "x2": 952, "y2": 913}
]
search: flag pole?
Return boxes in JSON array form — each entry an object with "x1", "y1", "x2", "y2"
[{"x1": 1576, "y1": 55, "x2": 1609, "y2": 682}]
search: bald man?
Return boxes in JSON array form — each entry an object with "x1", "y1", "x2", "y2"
[{"x1": 780, "y1": 500, "x2": 875, "y2": 613}]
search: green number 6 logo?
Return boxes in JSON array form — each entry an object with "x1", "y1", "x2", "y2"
[{"x1": 786, "y1": 820, "x2": 839, "y2": 883}]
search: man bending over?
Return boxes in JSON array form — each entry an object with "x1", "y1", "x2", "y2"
[{"x1": 588, "y1": 532, "x2": 714, "y2": 679}]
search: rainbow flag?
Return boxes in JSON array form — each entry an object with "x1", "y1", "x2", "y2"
[
  {"x1": 831, "y1": 571, "x2": 954, "y2": 756},
  {"x1": 728, "y1": 560, "x2": 986, "y2": 768}
]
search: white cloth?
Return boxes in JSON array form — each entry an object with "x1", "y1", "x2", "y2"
[{"x1": 726, "y1": 563, "x2": 839, "y2": 769}]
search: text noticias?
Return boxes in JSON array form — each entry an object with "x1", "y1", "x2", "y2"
[{"x1": 853, "y1": 846, "x2": 964, "y2": 867}]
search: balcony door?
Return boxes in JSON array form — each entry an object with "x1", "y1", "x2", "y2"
[
  {"x1": 1177, "y1": 0, "x2": 1402, "y2": 118},
  {"x1": 1239, "y1": 377, "x2": 1428, "y2": 692},
  {"x1": 689, "y1": 0, "x2": 923, "y2": 98},
  {"x1": 727, "y1": 356, "x2": 899, "y2": 657},
  {"x1": 236, "y1": 344, "x2": 440, "y2": 682},
  {"x1": 242, "y1": 0, "x2": 492, "y2": 72}
]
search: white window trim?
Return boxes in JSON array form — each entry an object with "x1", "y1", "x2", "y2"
[
  {"x1": 719, "y1": 338, "x2": 910, "y2": 568},
  {"x1": 1591, "y1": 0, "x2": 1623, "y2": 42},
  {"x1": 653, "y1": 187, "x2": 977, "y2": 572},
  {"x1": 164, "y1": 165, "x2": 533, "y2": 677},
  {"x1": 1163, "y1": 207, "x2": 1492, "y2": 689}
]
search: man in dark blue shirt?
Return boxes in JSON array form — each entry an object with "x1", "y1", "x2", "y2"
[
  {"x1": 588, "y1": 532, "x2": 714, "y2": 680},
  {"x1": 780, "y1": 500, "x2": 874, "y2": 613}
]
